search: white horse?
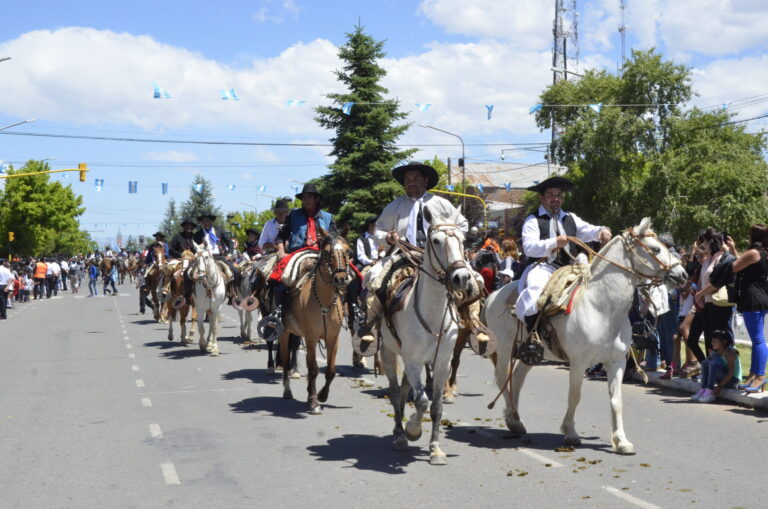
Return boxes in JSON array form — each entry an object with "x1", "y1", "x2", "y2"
[
  {"x1": 379, "y1": 206, "x2": 475, "y2": 465},
  {"x1": 190, "y1": 243, "x2": 227, "y2": 356},
  {"x1": 234, "y1": 262, "x2": 261, "y2": 342},
  {"x1": 484, "y1": 218, "x2": 687, "y2": 454}
]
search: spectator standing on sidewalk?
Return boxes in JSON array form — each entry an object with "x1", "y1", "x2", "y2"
[
  {"x1": 724, "y1": 225, "x2": 768, "y2": 392},
  {"x1": 59, "y1": 258, "x2": 69, "y2": 292},
  {"x1": 87, "y1": 261, "x2": 99, "y2": 296},
  {"x1": 0, "y1": 259, "x2": 12, "y2": 319},
  {"x1": 33, "y1": 258, "x2": 47, "y2": 300}
]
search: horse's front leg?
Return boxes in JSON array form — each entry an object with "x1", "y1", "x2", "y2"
[
  {"x1": 444, "y1": 328, "x2": 469, "y2": 402},
  {"x1": 279, "y1": 332, "x2": 293, "y2": 400},
  {"x1": 380, "y1": 343, "x2": 407, "y2": 450},
  {"x1": 561, "y1": 362, "x2": 587, "y2": 446},
  {"x1": 318, "y1": 335, "x2": 338, "y2": 404},
  {"x1": 428, "y1": 348, "x2": 454, "y2": 466},
  {"x1": 266, "y1": 340, "x2": 276, "y2": 375},
  {"x1": 167, "y1": 310, "x2": 174, "y2": 341},
  {"x1": 403, "y1": 361, "x2": 428, "y2": 444},
  {"x1": 206, "y1": 310, "x2": 220, "y2": 356},
  {"x1": 305, "y1": 339, "x2": 321, "y2": 414},
  {"x1": 606, "y1": 358, "x2": 636, "y2": 455},
  {"x1": 506, "y1": 361, "x2": 532, "y2": 436}
]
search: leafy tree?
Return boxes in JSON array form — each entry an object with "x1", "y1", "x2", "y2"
[
  {"x1": 0, "y1": 160, "x2": 94, "y2": 256},
  {"x1": 124, "y1": 235, "x2": 139, "y2": 253},
  {"x1": 533, "y1": 49, "x2": 767, "y2": 243},
  {"x1": 179, "y1": 175, "x2": 223, "y2": 231},
  {"x1": 314, "y1": 23, "x2": 417, "y2": 232},
  {"x1": 158, "y1": 198, "x2": 180, "y2": 239}
]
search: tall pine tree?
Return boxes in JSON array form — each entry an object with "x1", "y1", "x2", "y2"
[
  {"x1": 158, "y1": 198, "x2": 180, "y2": 238},
  {"x1": 179, "y1": 175, "x2": 224, "y2": 231},
  {"x1": 314, "y1": 23, "x2": 416, "y2": 231}
]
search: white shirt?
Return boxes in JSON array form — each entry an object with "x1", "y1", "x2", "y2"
[
  {"x1": 203, "y1": 227, "x2": 221, "y2": 255},
  {"x1": 49, "y1": 262, "x2": 61, "y2": 277},
  {"x1": 521, "y1": 205, "x2": 603, "y2": 260},
  {"x1": 258, "y1": 218, "x2": 283, "y2": 249},
  {"x1": 60, "y1": 260, "x2": 69, "y2": 272},
  {"x1": 0, "y1": 265, "x2": 12, "y2": 285},
  {"x1": 356, "y1": 232, "x2": 379, "y2": 266},
  {"x1": 375, "y1": 193, "x2": 467, "y2": 249}
]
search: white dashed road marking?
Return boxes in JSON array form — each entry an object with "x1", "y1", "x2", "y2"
[
  {"x1": 142, "y1": 398, "x2": 152, "y2": 407},
  {"x1": 126, "y1": 344, "x2": 132, "y2": 349},
  {"x1": 131, "y1": 365, "x2": 140, "y2": 372},
  {"x1": 149, "y1": 423, "x2": 163, "y2": 439},
  {"x1": 603, "y1": 486, "x2": 662, "y2": 509},
  {"x1": 517, "y1": 448, "x2": 563, "y2": 468},
  {"x1": 161, "y1": 463, "x2": 180, "y2": 485},
  {"x1": 128, "y1": 353, "x2": 135, "y2": 359},
  {"x1": 135, "y1": 379, "x2": 145, "y2": 388}
]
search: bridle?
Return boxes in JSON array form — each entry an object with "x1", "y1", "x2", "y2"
[
  {"x1": 312, "y1": 238, "x2": 350, "y2": 316},
  {"x1": 194, "y1": 250, "x2": 221, "y2": 295},
  {"x1": 420, "y1": 223, "x2": 470, "y2": 292}
]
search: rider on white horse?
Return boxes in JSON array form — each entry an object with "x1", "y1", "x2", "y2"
[
  {"x1": 357, "y1": 161, "x2": 488, "y2": 347},
  {"x1": 516, "y1": 176, "x2": 612, "y2": 336}
]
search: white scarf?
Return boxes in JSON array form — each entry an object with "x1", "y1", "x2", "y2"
[{"x1": 406, "y1": 195, "x2": 430, "y2": 246}]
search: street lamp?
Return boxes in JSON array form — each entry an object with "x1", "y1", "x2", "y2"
[
  {"x1": 0, "y1": 57, "x2": 10, "y2": 63},
  {"x1": 0, "y1": 118, "x2": 35, "y2": 131},
  {"x1": 418, "y1": 123, "x2": 466, "y2": 208}
]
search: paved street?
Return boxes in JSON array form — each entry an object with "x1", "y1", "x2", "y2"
[{"x1": 1, "y1": 288, "x2": 766, "y2": 509}]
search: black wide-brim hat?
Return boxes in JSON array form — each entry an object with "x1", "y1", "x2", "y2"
[
  {"x1": 527, "y1": 176, "x2": 574, "y2": 195},
  {"x1": 392, "y1": 162, "x2": 439, "y2": 190},
  {"x1": 245, "y1": 228, "x2": 259, "y2": 236},
  {"x1": 180, "y1": 218, "x2": 196, "y2": 228},
  {"x1": 273, "y1": 198, "x2": 290, "y2": 211},
  {"x1": 197, "y1": 212, "x2": 217, "y2": 221},
  {"x1": 295, "y1": 183, "x2": 322, "y2": 200},
  {"x1": 153, "y1": 231, "x2": 166, "y2": 238}
]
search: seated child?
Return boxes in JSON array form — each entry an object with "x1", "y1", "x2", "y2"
[{"x1": 691, "y1": 329, "x2": 741, "y2": 403}]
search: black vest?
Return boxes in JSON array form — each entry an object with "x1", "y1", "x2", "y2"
[
  {"x1": 355, "y1": 234, "x2": 373, "y2": 269},
  {"x1": 537, "y1": 212, "x2": 578, "y2": 268}
]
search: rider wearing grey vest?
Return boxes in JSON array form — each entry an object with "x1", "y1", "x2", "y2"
[{"x1": 516, "y1": 176, "x2": 612, "y2": 336}]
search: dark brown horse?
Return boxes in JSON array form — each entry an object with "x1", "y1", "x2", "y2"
[
  {"x1": 164, "y1": 250, "x2": 197, "y2": 342},
  {"x1": 144, "y1": 245, "x2": 168, "y2": 322}
]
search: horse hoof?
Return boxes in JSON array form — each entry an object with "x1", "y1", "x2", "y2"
[
  {"x1": 267, "y1": 366, "x2": 276, "y2": 375},
  {"x1": 506, "y1": 421, "x2": 527, "y2": 436},
  {"x1": 199, "y1": 346, "x2": 206, "y2": 353},
  {"x1": 283, "y1": 390, "x2": 293, "y2": 400},
  {"x1": 614, "y1": 440, "x2": 636, "y2": 455},
  {"x1": 309, "y1": 405, "x2": 322, "y2": 415},
  {"x1": 289, "y1": 370, "x2": 301, "y2": 379},
  {"x1": 209, "y1": 350, "x2": 219, "y2": 357},
  {"x1": 563, "y1": 435, "x2": 582, "y2": 447},
  {"x1": 404, "y1": 421, "x2": 422, "y2": 442},
  {"x1": 429, "y1": 452, "x2": 448, "y2": 466},
  {"x1": 393, "y1": 436, "x2": 409, "y2": 451},
  {"x1": 443, "y1": 394, "x2": 454, "y2": 404},
  {"x1": 450, "y1": 385, "x2": 459, "y2": 397}
]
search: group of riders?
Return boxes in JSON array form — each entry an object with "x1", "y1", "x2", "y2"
[{"x1": 134, "y1": 161, "x2": 609, "y2": 367}]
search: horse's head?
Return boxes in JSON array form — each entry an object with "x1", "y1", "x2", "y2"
[
  {"x1": 625, "y1": 217, "x2": 687, "y2": 289},
  {"x1": 153, "y1": 244, "x2": 166, "y2": 267},
  {"x1": 423, "y1": 206, "x2": 472, "y2": 292},
  {"x1": 180, "y1": 249, "x2": 195, "y2": 269},
  {"x1": 320, "y1": 233, "x2": 351, "y2": 289}
]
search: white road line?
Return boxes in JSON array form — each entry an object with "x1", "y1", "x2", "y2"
[
  {"x1": 517, "y1": 448, "x2": 564, "y2": 468},
  {"x1": 135, "y1": 379, "x2": 145, "y2": 388},
  {"x1": 126, "y1": 344, "x2": 132, "y2": 349},
  {"x1": 131, "y1": 365, "x2": 140, "y2": 372},
  {"x1": 141, "y1": 398, "x2": 152, "y2": 407},
  {"x1": 149, "y1": 423, "x2": 163, "y2": 439},
  {"x1": 604, "y1": 486, "x2": 662, "y2": 509},
  {"x1": 160, "y1": 463, "x2": 180, "y2": 485},
  {"x1": 124, "y1": 336, "x2": 130, "y2": 341},
  {"x1": 128, "y1": 353, "x2": 135, "y2": 359}
]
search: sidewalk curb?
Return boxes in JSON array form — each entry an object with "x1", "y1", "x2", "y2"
[{"x1": 635, "y1": 371, "x2": 768, "y2": 410}]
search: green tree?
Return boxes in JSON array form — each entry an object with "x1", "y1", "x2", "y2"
[
  {"x1": 0, "y1": 160, "x2": 94, "y2": 256},
  {"x1": 314, "y1": 23, "x2": 417, "y2": 232},
  {"x1": 124, "y1": 235, "x2": 139, "y2": 253},
  {"x1": 179, "y1": 175, "x2": 223, "y2": 231},
  {"x1": 533, "y1": 49, "x2": 767, "y2": 243},
  {"x1": 158, "y1": 198, "x2": 180, "y2": 239}
]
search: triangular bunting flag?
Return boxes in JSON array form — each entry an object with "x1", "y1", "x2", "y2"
[{"x1": 485, "y1": 104, "x2": 494, "y2": 120}]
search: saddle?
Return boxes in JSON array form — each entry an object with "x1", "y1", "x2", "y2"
[
  {"x1": 536, "y1": 263, "x2": 590, "y2": 317},
  {"x1": 215, "y1": 260, "x2": 233, "y2": 284},
  {"x1": 281, "y1": 250, "x2": 318, "y2": 289}
]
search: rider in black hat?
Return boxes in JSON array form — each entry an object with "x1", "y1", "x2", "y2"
[
  {"x1": 516, "y1": 175, "x2": 611, "y2": 346},
  {"x1": 192, "y1": 212, "x2": 240, "y2": 303},
  {"x1": 243, "y1": 228, "x2": 262, "y2": 260},
  {"x1": 170, "y1": 218, "x2": 197, "y2": 259}
]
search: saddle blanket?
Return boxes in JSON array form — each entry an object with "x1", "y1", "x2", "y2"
[{"x1": 536, "y1": 263, "x2": 590, "y2": 316}]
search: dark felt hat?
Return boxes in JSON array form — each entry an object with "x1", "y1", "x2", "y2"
[
  {"x1": 153, "y1": 231, "x2": 166, "y2": 238},
  {"x1": 273, "y1": 198, "x2": 290, "y2": 211},
  {"x1": 295, "y1": 183, "x2": 322, "y2": 200},
  {"x1": 526, "y1": 176, "x2": 574, "y2": 195},
  {"x1": 245, "y1": 228, "x2": 259, "y2": 236},
  {"x1": 364, "y1": 216, "x2": 378, "y2": 226},
  {"x1": 180, "y1": 218, "x2": 196, "y2": 228},
  {"x1": 392, "y1": 162, "x2": 439, "y2": 190},
  {"x1": 197, "y1": 212, "x2": 217, "y2": 221}
]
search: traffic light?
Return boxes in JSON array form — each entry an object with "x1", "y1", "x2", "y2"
[
  {"x1": 8, "y1": 232, "x2": 14, "y2": 242},
  {"x1": 78, "y1": 162, "x2": 88, "y2": 182}
]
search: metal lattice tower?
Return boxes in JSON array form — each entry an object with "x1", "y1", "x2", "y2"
[
  {"x1": 550, "y1": 0, "x2": 580, "y2": 166},
  {"x1": 552, "y1": 0, "x2": 579, "y2": 85},
  {"x1": 618, "y1": 0, "x2": 627, "y2": 70}
]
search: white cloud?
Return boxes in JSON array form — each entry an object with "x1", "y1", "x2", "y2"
[
  {"x1": 418, "y1": 0, "x2": 552, "y2": 50},
  {"x1": 252, "y1": 0, "x2": 301, "y2": 24},
  {"x1": 143, "y1": 150, "x2": 198, "y2": 162}
]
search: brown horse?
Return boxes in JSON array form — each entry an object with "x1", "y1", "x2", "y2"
[
  {"x1": 279, "y1": 234, "x2": 352, "y2": 414},
  {"x1": 163, "y1": 250, "x2": 197, "y2": 343},
  {"x1": 144, "y1": 245, "x2": 168, "y2": 323}
]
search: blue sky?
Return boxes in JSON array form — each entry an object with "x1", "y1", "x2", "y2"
[{"x1": 1, "y1": 0, "x2": 766, "y2": 247}]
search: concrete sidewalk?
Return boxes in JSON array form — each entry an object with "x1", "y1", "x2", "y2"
[{"x1": 636, "y1": 370, "x2": 768, "y2": 410}]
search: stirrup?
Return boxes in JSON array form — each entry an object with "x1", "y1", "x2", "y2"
[
  {"x1": 257, "y1": 311, "x2": 284, "y2": 342},
  {"x1": 352, "y1": 328, "x2": 379, "y2": 358},
  {"x1": 515, "y1": 331, "x2": 545, "y2": 366},
  {"x1": 468, "y1": 324, "x2": 497, "y2": 357}
]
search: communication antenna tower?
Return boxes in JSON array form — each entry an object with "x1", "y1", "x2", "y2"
[
  {"x1": 550, "y1": 0, "x2": 580, "y2": 163},
  {"x1": 618, "y1": 0, "x2": 627, "y2": 71}
]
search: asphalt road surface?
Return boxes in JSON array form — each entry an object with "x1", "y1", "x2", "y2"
[{"x1": 1, "y1": 288, "x2": 765, "y2": 508}]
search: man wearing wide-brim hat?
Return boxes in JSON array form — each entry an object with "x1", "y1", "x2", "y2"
[
  {"x1": 258, "y1": 198, "x2": 291, "y2": 253},
  {"x1": 145, "y1": 231, "x2": 169, "y2": 265},
  {"x1": 516, "y1": 175, "x2": 611, "y2": 351},
  {"x1": 170, "y1": 218, "x2": 197, "y2": 259},
  {"x1": 243, "y1": 228, "x2": 263, "y2": 260},
  {"x1": 355, "y1": 161, "x2": 492, "y2": 352}
]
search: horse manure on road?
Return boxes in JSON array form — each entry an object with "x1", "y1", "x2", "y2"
[
  {"x1": 507, "y1": 470, "x2": 528, "y2": 477},
  {"x1": 639, "y1": 463, "x2": 651, "y2": 468},
  {"x1": 554, "y1": 446, "x2": 575, "y2": 452}
]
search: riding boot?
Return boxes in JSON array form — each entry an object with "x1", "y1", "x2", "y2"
[
  {"x1": 355, "y1": 290, "x2": 380, "y2": 345},
  {"x1": 262, "y1": 284, "x2": 288, "y2": 340},
  {"x1": 524, "y1": 313, "x2": 539, "y2": 337},
  {"x1": 518, "y1": 313, "x2": 544, "y2": 366}
]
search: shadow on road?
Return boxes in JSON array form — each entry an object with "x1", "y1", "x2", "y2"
[
  {"x1": 131, "y1": 319, "x2": 157, "y2": 325},
  {"x1": 307, "y1": 434, "x2": 423, "y2": 473},
  {"x1": 222, "y1": 368, "x2": 280, "y2": 385},
  {"x1": 444, "y1": 426, "x2": 611, "y2": 453},
  {"x1": 229, "y1": 396, "x2": 308, "y2": 419}
]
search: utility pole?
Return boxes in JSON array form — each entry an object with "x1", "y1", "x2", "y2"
[{"x1": 551, "y1": 0, "x2": 580, "y2": 163}]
